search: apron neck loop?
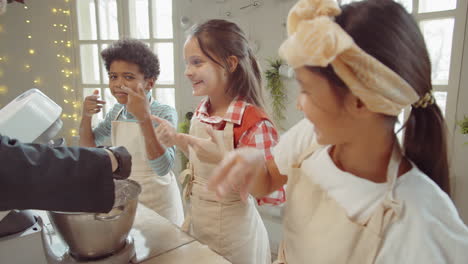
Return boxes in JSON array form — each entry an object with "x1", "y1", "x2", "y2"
[
  {"x1": 384, "y1": 142, "x2": 403, "y2": 202},
  {"x1": 293, "y1": 141, "x2": 321, "y2": 168}
]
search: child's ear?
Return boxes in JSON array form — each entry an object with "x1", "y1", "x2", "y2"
[
  {"x1": 227, "y1": 55, "x2": 239, "y2": 73},
  {"x1": 345, "y1": 94, "x2": 372, "y2": 118},
  {"x1": 145, "y1": 77, "x2": 156, "y2": 91}
]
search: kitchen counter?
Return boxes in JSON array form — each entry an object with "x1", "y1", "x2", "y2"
[{"x1": 130, "y1": 204, "x2": 231, "y2": 264}]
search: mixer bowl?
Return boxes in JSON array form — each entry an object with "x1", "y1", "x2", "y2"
[{"x1": 48, "y1": 179, "x2": 141, "y2": 259}]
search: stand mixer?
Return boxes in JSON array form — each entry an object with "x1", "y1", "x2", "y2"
[{"x1": 0, "y1": 89, "x2": 138, "y2": 264}]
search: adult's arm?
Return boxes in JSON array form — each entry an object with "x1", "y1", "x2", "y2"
[{"x1": 0, "y1": 134, "x2": 115, "y2": 213}]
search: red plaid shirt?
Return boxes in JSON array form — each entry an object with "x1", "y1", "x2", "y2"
[{"x1": 194, "y1": 98, "x2": 285, "y2": 205}]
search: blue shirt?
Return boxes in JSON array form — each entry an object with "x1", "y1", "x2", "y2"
[{"x1": 93, "y1": 94, "x2": 177, "y2": 176}]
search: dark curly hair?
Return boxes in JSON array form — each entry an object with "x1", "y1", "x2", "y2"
[{"x1": 101, "y1": 39, "x2": 160, "y2": 80}]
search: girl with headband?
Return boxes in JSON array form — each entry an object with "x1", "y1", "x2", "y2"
[{"x1": 208, "y1": 0, "x2": 468, "y2": 263}]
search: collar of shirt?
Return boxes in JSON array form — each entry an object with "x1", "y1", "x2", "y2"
[
  {"x1": 194, "y1": 97, "x2": 248, "y2": 125},
  {"x1": 121, "y1": 91, "x2": 154, "y2": 120}
]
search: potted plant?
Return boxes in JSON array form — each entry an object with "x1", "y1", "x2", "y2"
[
  {"x1": 178, "y1": 111, "x2": 193, "y2": 189},
  {"x1": 457, "y1": 115, "x2": 468, "y2": 144},
  {"x1": 178, "y1": 111, "x2": 193, "y2": 168},
  {"x1": 265, "y1": 58, "x2": 287, "y2": 130}
]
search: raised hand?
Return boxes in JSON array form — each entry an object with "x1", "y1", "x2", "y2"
[
  {"x1": 121, "y1": 83, "x2": 150, "y2": 122},
  {"x1": 186, "y1": 125, "x2": 223, "y2": 164},
  {"x1": 152, "y1": 115, "x2": 179, "y2": 148},
  {"x1": 82, "y1": 89, "x2": 106, "y2": 117}
]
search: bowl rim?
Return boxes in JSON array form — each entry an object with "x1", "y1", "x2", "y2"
[{"x1": 49, "y1": 179, "x2": 142, "y2": 215}]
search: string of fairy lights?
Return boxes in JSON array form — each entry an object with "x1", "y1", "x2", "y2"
[
  {"x1": 51, "y1": 0, "x2": 80, "y2": 138},
  {"x1": 0, "y1": 0, "x2": 81, "y2": 138},
  {"x1": 51, "y1": 0, "x2": 81, "y2": 138},
  {"x1": 36, "y1": 0, "x2": 80, "y2": 138}
]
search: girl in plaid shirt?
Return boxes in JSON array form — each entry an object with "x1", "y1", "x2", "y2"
[{"x1": 152, "y1": 19, "x2": 277, "y2": 264}]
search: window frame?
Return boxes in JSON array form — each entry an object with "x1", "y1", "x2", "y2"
[{"x1": 72, "y1": 0, "x2": 176, "y2": 121}]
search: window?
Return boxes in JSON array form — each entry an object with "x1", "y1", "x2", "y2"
[{"x1": 75, "y1": 0, "x2": 175, "y2": 126}]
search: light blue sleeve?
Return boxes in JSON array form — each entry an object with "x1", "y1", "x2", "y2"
[
  {"x1": 147, "y1": 103, "x2": 178, "y2": 176},
  {"x1": 92, "y1": 104, "x2": 123, "y2": 146}
]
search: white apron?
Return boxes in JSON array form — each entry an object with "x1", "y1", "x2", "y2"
[
  {"x1": 274, "y1": 142, "x2": 403, "y2": 264},
  {"x1": 111, "y1": 107, "x2": 184, "y2": 226},
  {"x1": 180, "y1": 118, "x2": 271, "y2": 264}
]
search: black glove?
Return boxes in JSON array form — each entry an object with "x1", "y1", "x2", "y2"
[{"x1": 98, "y1": 146, "x2": 132, "y2": 180}]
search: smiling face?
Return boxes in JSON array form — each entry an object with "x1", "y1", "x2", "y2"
[
  {"x1": 108, "y1": 60, "x2": 154, "y2": 104},
  {"x1": 295, "y1": 67, "x2": 357, "y2": 145},
  {"x1": 183, "y1": 36, "x2": 229, "y2": 98}
]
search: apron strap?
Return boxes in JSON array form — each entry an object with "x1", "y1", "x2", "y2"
[
  {"x1": 273, "y1": 241, "x2": 287, "y2": 264},
  {"x1": 179, "y1": 161, "x2": 194, "y2": 233},
  {"x1": 292, "y1": 141, "x2": 321, "y2": 168},
  {"x1": 223, "y1": 122, "x2": 234, "y2": 152},
  {"x1": 363, "y1": 141, "x2": 403, "y2": 232},
  {"x1": 114, "y1": 106, "x2": 125, "y2": 121}
]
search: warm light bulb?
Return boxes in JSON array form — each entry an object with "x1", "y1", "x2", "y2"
[
  {"x1": 66, "y1": 43, "x2": 72, "y2": 47},
  {"x1": 26, "y1": 20, "x2": 30, "y2": 23},
  {"x1": 63, "y1": 85, "x2": 69, "y2": 90},
  {"x1": 0, "y1": 85, "x2": 8, "y2": 94},
  {"x1": 24, "y1": 6, "x2": 28, "y2": 9},
  {"x1": 25, "y1": 64, "x2": 31, "y2": 69},
  {"x1": 27, "y1": 35, "x2": 32, "y2": 39},
  {"x1": 64, "y1": 99, "x2": 69, "y2": 103},
  {"x1": 52, "y1": 8, "x2": 57, "y2": 13},
  {"x1": 28, "y1": 49, "x2": 35, "y2": 55}
]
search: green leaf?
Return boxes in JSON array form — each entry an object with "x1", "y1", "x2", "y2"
[{"x1": 264, "y1": 58, "x2": 287, "y2": 130}]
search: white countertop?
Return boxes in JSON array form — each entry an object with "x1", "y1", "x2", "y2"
[{"x1": 129, "y1": 203, "x2": 231, "y2": 264}]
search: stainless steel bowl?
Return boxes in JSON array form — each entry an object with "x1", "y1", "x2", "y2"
[{"x1": 48, "y1": 179, "x2": 141, "y2": 259}]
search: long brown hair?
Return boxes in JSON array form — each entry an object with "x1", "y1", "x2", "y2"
[
  {"x1": 308, "y1": 0, "x2": 450, "y2": 195},
  {"x1": 188, "y1": 19, "x2": 264, "y2": 108}
]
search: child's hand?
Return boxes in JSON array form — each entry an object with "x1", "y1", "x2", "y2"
[
  {"x1": 208, "y1": 148, "x2": 264, "y2": 202},
  {"x1": 186, "y1": 125, "x2": 223, "y2": 164},
  {"x1": 121, "y1": 83, "x2": 150, "y2": 122},
  {"x1": 82, "y1": 89, "x2": 106, "y2": 117},
  {"x1": 152, "y1": 115, "x2": 179, "y2": 147}
]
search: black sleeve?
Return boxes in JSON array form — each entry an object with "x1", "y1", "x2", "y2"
[{"x1": 0, "y1": 134, "x2": 115, "y2": 213}]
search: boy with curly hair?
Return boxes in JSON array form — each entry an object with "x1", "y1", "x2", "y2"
[{"x1": 79, "y1": 39, "x2": 184, "y2": 226}]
